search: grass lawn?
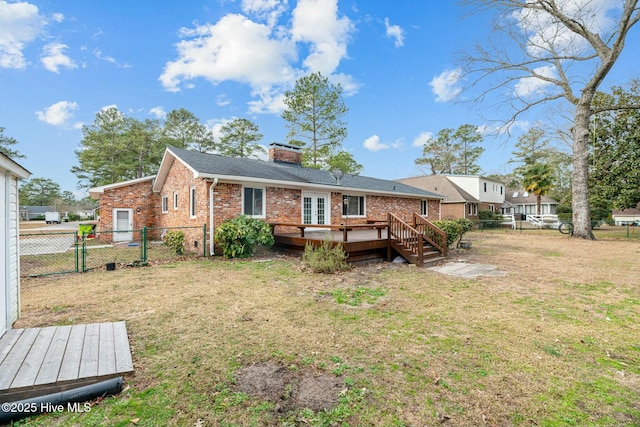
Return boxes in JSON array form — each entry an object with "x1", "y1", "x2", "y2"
[{"x1": 14, "y1": 231, "x2": 640, "y2": 426}]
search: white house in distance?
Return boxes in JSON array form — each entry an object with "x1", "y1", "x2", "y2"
[
  {"x1": 612, "y1": 203, "x2": 640, "y2": 225},
  {"x1": 1, "y1": 152, "x2": 31, "y2": 336},
  {"x1": 444, "y1": 175, "x2": 506, "y2": 212},
  {"x1": 502, "y1": 189, "x2": 559, "y2": 216}
]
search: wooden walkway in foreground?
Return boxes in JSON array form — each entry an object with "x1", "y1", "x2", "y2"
[{"x1": 0, "y1": 322, "x2": 134, "y2": 403}]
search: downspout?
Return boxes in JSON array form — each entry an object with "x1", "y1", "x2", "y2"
[{"x1": 209, "y1": 178, "x2": 218, "y2": 256}]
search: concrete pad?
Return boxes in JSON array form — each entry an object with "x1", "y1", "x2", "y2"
[{"x1": 428, "y1": 262, "x2": 506, "y2": 279}]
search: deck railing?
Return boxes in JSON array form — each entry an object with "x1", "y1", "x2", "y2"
[
  {"x1": 387, "y1": 213, "x2": 425, "y2": 264},
  {"x1": 411, "y1": 214, "x2": 448, "y2": 257}
]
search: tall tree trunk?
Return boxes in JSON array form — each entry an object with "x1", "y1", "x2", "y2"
[
  {"x1": 537, "y1": 194, "x2": 541, "y2": 215},
  {"x1": 571, "y1": 100, "x2": 596, "y2": 240}
]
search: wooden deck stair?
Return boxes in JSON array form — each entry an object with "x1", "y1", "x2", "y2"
[{"x1": 388, "y1": 213, "x2": 447, "y2": 267}]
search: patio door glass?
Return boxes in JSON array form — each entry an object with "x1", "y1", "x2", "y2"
[{"x1": 302, "y1": 193, "x2": 328, "y2": 225}]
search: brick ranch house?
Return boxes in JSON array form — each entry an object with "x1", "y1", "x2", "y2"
[{"x1": 89, "y1": 144, "x2": 444, "y2": 255}]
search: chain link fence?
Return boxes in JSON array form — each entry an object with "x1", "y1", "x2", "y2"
[
  {"x1": 20, "y1": 225, "x2": 207, "y2": 277},
  {"x1": 474, "y1": 218, "x2": 640, "y2": 240}
]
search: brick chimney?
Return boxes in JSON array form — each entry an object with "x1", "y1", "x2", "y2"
[{"x1": 269, "y1": 142, "x2": 302, "y2": 165}]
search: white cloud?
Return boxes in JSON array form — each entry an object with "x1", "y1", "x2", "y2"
[
  {"x1": 51, "y1": 12, "x2": 64, "y2": 23},
  {"x1": 160, "y1": 14, "x2": 297, "y2": 94},
  {"x1": 429, "y1": 68, "x2": 462, "y2": 103},
  {"x1": 35, "y1": 100, "x2": 78, "y2": 126},
  {"x1": 216, "y1": 94, "x2": 231, "y2": 107},
  {"x1": 413, "y1": 131, "x2": 433, "y2": 147},
  {"x1": 477, "y1": 120, "x2": 530, "y2": 136},
  {"x1": 149, "y1": 106, "x2": 166, "y2": 119},
  {"x1": 513, "y1": 65, "x2": 557, "y2": 98},
  {"x1": 40, "y1": 42, "x2": 76, "y2": 73},
  {"x1": 0, "y1": 0, "x2": 46, "y2": 69},
  {"x1": 290, "y1": 0, "x2": 354, "y2": 75},
  {"x1": 160, "y1": 0, "x2": 356, "y2": 115},
  {"x1": 384, "y1": 18, "x2": 404, "y2": 48},
  {"x1": 514, "y1": 0, "x2": 620, "y2": 57},
  {"x1": 241, "y1": 0, "x2": 287, "y2": 27},
  {"x1": 363, "y1": 135, "x2": 389, "y2": 152},
  {"x1": 93, "y1": 48, "x2": 116, "y2": 63}
]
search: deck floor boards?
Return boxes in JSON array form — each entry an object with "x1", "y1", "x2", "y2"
[{"x1": 0, "y1": 322, "x2": 133, "y2": 402}]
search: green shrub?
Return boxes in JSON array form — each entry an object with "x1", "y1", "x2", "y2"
[
  {"x1": 302, "y1": 238, "x2": 350, "y2": 273},
  {"x1": 478, "y1": 210, "x2": 501, "y2": 228},
  {"x1": 432, "y1": 220, "x2": 463, "y2": 248},
  {"x1": 432, "y1": 218, "x2": 474, "y2": 248},
  {"x1": 214, "y1": 215, "x2": 275, "y2": 258},
  {"x1": 164, "y1": 230, "x2": 185, "y2": 255}
]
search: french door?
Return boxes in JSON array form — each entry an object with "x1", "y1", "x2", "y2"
[{"x1": 302, "y1": 193, "x2": 329, "y2": 225}]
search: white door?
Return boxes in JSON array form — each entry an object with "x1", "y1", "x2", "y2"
[
  {"x1": 302, "y1": 193, "x2": 329, "y2": 225},
  {"x1": 113, "y1": 209, "x2": 133, "y2": 242}
]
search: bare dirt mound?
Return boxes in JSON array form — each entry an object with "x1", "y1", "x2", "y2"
[{"x1": 235, "y1": 362, "x2": 343, "y2": 412}]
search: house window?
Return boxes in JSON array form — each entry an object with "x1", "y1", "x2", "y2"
[
  {"x1": 161, "y1": 195, "x2": 168, "y2": 213},
  {"x1": 173, "y1": 191, "x2": 178, "y2": 210},
  {"x1": 500, "y1": 186, "x2": 503, "y2": 195},
  {"x1": 489, "y1": 204, "x2": 495, "y2": 212},
  {"x1": 343, "y1": 195, "x2": 365, "y2": 217},
  {"x1": 421, "y1": 200, "x2": 428, "y2": 216},
  {"x1": 468, "y1": 203, "x2": 478, "y2": 216},
  {"x1": 484, "y1": 182, "x2": 487, "y2": 192},
  {"x1": 244, "y1": 187, "x2": 265, "y2": 217},
  {"x1": 190, "y1": 187, "x2": 197, "y2": 218}
]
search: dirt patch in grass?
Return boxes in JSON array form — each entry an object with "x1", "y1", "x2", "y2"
[{"x1": 235, "y1": 362, "x2": 342, "y2": 412}]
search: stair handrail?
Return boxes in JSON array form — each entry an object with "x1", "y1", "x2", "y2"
[
  {"x1": 387, "y1": 213, "x2": 424, "y2": 264},
  {"x1": 412, "y1": 214, "x2": 448, "y2": 257}
]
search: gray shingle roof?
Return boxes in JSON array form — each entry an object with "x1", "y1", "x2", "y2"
[{"x1": 168, "y1": 147, "x2": 442, "y2": 199}]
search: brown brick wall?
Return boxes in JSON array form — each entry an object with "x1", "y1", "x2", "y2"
[
  {"x1": 97, "y1": 179, "x2": 159, "y2": 241},
  {"x1": 157, "y1": 160, "x2": 210, "y2": 251},
  {"x1": 269, "y1": 146, "x2": 302, "y2": 165},
  {"x1": 441, "y1": 203, "x2": 465, "y2": 219}
]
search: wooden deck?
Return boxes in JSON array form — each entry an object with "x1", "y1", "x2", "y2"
[
  {"x1": 270, "y1": 218, "x2": 448, "y2": 266},
  {"x1": 271, "y1": 223, "x2": 392, "y2": 265},
  {"x1": 0, "y1": 322, "x2": 134, "y2": 403}
]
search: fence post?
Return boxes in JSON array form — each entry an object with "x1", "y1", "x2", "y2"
[
  {"x1": 142, "y1": 227, "x2": 148, "y2": 262},
  {"x1": 74, "y1": 233, "x2": 79, "y2": 273},
  {"x1": 81, "y1": 231, "x2": 87, "y2": 272},
  {"x1": 203, "y1": 224, "x2": 207, "y2": 257}
]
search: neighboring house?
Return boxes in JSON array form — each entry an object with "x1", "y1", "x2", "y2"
[
  {"x1": 397, "y1": 175, "x2": 479, "y2": 219},
  {"x1": 1, "y1": 153, "x2": 31, "y2": 336},
  {"x1": 90, "y1": 144, "x2": 444, "y2": 255},
  {"x1": 502, "y1": 189, "x2": 558, "y2": 216},
  {"x1": 398, "y1": 174, "x2": 506, "y2": 217},
  {"x1": 444, "y1": 175, "x2": 506, "y2": 212},
  {"x1": 612, "y1": 202, "x2": 640, "y2": 225},
  {"x1": 19, "y1": 205, "x2": 53, "y2": 220}
]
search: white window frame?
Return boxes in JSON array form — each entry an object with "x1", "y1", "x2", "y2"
[
  {"x1": 342, "y1": 194, "x2": 366, "y2": 218},
  {"x1": 421, "y1": 200, "x2": 428, "y2": 216},
  {"x1": 243, "y1": 186, "x2": 266, "y2": 218},
  {"x1": 173, "y1": 191, "x2": 178, "y2": 210},
  {"x1": 161, "y1": 195, "x2": 169, "y2": 213},
  {"x1": 190, "y1": 186, "x2": 197, "y2": 218}
]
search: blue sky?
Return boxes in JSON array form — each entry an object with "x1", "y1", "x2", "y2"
[{"x1": 1, "y1": 0, "x2": 639, "y2": 197}]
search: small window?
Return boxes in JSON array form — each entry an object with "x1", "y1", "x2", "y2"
[
  {"x1": 513, "y1": 192, "x2": 519, "y2": 198},
  {"x1": 161, "y1": 195, "x2": 169, "y2": 213},
  {"x1": 500, "y1": 186, "x2": 503, "y2": 195},
  {"x1": 343, "y1": 195, "x2": 365, "y2": 216},
  {"x1": 190, "y1": 187, "x2": 197, "y2": 218},
  {"x1": 523, "y1": 191, "x2": 529, "y2": 197},
  {"x1": 421, "y1": 200, "x2": 428, "y2": 216},
  {"x1": 484, "y1": 182, "x2": 487, "y2": 192},
  {"x1": 173, "y1": 191, "x2": 178, "y2": 210},
  {"x1": 489, "y1": 204, "x2": 495, "y2": 212},
  {"x1": 244, "y1": 187, "x2": 265, "y2": 217}
]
